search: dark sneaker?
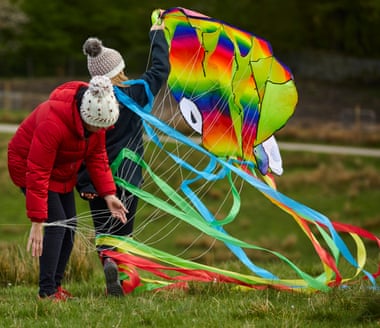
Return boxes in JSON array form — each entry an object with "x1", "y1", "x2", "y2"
[{"x1": 104, "y1": 258, "x2": 124, "y2": 297}]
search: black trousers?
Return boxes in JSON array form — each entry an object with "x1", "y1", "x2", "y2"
[
  {"x1": 39, "y1": 190, "x2": 76, "y2": 296},
  {"x1": 90, "y1": 156, "x2": 141, "y2": 238}
]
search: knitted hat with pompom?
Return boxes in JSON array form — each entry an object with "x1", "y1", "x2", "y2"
[
  {"x1": 80, "y1": 75, "x2": 119, "y2": 128},
  {"x1": 83, "y1": 37, "x2": 125, "y2": 78}
]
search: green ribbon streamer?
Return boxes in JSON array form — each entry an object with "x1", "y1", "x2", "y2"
[{"x1": 109, "y1": 148, "x2": 331, "y2": 291}]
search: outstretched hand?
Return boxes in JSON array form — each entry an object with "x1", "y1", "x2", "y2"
[{"x1": 104, "y1": 195, "x2": 128, "y2": 224}]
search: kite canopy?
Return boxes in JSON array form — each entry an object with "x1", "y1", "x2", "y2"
[{"x1": 161, "y1": 7, "x2": 298, "y2": 165}]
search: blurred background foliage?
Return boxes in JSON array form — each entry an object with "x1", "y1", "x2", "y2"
[{"x1": 1, "y1": 0, "x2": 380, "y2": 79}]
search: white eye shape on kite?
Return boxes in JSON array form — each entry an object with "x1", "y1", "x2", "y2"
[{"x1": 179, "y1": 97, "x2": 203, "y2": 134}]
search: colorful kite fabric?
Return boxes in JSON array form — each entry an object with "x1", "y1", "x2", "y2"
[
  {"x1": 100, "y1": 7, "x2": 379, "y2": 294},
  {"x1": 162, "y1": 7, "x2": 297, "y2": 177}
]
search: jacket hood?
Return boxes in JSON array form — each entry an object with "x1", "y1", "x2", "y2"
[{"x1": 48, "y1": 81, "x2": 89, "y2": 137}]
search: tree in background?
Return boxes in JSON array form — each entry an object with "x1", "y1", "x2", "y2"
[
  {"x1": 0, "y1": 0, "x2": 28, "y2": 75},
  {"x1": 1, "y1": 0, "x2": 380, "y2": 77}
]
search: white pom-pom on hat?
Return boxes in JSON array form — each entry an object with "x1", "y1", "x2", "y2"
[{"x1": 80, "y1": 75, "x2": 119, "y2": 128}]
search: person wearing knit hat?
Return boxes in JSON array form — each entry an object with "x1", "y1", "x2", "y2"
[
  {"x1": 77, "y1": 9, "x2": 170, "y2": 297},
  {"x1": 8, "y1": 76, "x2": 127, "y2": 301}
]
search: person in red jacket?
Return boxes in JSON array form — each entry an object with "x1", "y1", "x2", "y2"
[{"x1": 7, "y1": 75, "x2": 128, "y2": 301}]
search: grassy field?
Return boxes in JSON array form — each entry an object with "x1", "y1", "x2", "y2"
[{"x1": 1, "y1": 129, "x2": 380, "y2": 327}]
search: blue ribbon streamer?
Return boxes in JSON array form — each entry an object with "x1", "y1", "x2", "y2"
[{"x1": 113, "y1": 80, "x2": 375, "y2": 286}]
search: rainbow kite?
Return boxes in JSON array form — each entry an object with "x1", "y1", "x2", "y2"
[{"x1": 101, "y1": 7, "x2": 379, "y2": 294}]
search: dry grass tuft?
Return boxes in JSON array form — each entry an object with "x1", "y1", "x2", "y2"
[
  {"x1": 0, "y1": 243, "x2": 39, "y2": 286},
  {"x1": 0, "y1": 234, "x2": 98, "y2": 286}
]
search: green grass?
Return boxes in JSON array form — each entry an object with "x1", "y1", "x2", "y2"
[
  {"x1": 1, "y1": 131, "x2": 380, "y2": 328},
  {"x1": 1, "y1": 280, "x2": 380, "y2": 328}
]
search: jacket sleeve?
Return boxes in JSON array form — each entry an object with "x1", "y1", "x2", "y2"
[
  {"x1": 140, "y1": 29, "x2": 170, "y2": 96},
  {"x1": 84, "y1": 130, "x2": 116, "y2": 197},
  {"x1": 25, "y1": 121, "x2": 60, "y2": 221}
]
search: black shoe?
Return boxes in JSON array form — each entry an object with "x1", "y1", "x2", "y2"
[{"x1": 104, "y1": 258, "x2": 124, "y2": 297}]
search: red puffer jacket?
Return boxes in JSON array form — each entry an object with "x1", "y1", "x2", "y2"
[{"x1": 8, "y1": 81, "x2": 116, "y2": 222}]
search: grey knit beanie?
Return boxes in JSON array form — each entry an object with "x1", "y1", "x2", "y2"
[
  {"x1": 83, "y1": 37, "x2": 125, "y2": 78},
  {"x1": 80, "y1": 76, "x2": 119, "y2": 128}
]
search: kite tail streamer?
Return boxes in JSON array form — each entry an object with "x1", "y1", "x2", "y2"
[
  {"x1": 111, "y1": 144, "x2": 379, "y2": 292},
  {"x1": 98, "y1": 236, "x2": 321, "y2": 294},
  {"x1": 110, "y1": 82, "x2": 378, "y2": 292},
  {"x1": 223, "y1": 157, "x2": 379, "y2": 286}
]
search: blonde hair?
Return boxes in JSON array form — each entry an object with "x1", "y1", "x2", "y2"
[{"x1": 110, "y1": 71, "x2": 129, "y2": 88}]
